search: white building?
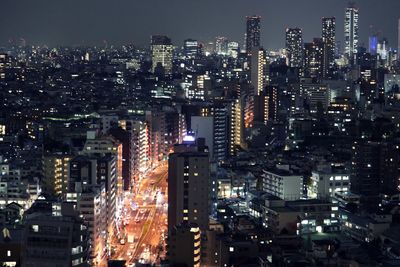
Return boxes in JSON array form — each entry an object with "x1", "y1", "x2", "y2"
[
  {"x1": 262, "y1": 167, "x2": 303, "y2": 200},
  {"x1": 308, "y1": 171, "x2": 350, "y2": 199}
]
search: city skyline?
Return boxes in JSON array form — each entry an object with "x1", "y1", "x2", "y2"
[
  {"x1": 1, "y1": 0, "x2": 400, "y2": 50},
  {"x1": 2, "y1": 1, "x2": 400, "y2": 266}
]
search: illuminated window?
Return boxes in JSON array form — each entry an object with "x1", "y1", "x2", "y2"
[
  {"x1": 32, "y1": 225, "x2": 39, "y2": 232},
  {"x1": 229, "y1": 247, "x2": 234, "y2": 252},
  {"x1": 7, "y1": 250, "x2": 11, "y2": 257}
]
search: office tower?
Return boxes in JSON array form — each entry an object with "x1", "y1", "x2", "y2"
[
  {"x1": 168, "y1": 138, "x2": 210, "y2": 233},
  {"x1": 304, "y1": 38, "x2": 324, "y2": 79},
  {"x1": 168, "y1": 224, "x2": 201, "y2": 267},
  {"x1": 203, "y1": 41, "x2": 215, "y2": 55},
  {"x1": 21, "y1": 201, "x2": 90, "y2": 267},
  {"x1": 184, "y1": 39, "x2": 200, "y2": 59},
  {"x1": 246, "y1": 16, "x2": 261, "y2": 53},
  {"x1": 344, "y1": 3, "x2": 359, "y2": 63},
  {"x1": 377, "y1": 38, "x2": 389, "y2": 60},
  {"x1": 215, "y1": 36, "x2": 229, "y2": 55},
  {"x1": 250, "y1": 47, "x2": 268, "y2": 95},
  {"x1": 182, "y1": 73, "x2": 211, "y2": 101},
  {"x1": 285, "y1": 28, "x2": 303, "y2": 68},
  {"x1": 369, "y1": 35, "x2": 378, "y2": 55},
  {"x1": 42, "y1": 153, "x2": 71, "y2": 197},
  {"x1": 299, "y1": 82, "x2": 331, "y2": 112},
  {"x1": 322, "y1": 17, "x2": 336, "y2": 77},
  {"x1": 151, "y1": 35, "x2": 174, "y2": 74},
  {"x1": 227, "y1": 41, "x2": 239, "y2": 58}
]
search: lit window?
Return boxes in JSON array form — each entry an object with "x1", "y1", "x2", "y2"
[
  {"x1": 32, "y1": 225, "x2": 39, "y2": 232},
  {"x1": 7, "y1": 250, "x2": 11, "y2": 257},
  {"x1": 229, "y1": 247, "x2": 234, "y2": 252}
]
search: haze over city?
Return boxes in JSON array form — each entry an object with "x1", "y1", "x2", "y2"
[{"x1": 1, "y1": 0, "x2": 400, "y2": 49}]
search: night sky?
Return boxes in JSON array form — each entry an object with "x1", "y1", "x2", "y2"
[{"x1": 1, "y1": 0, "x2": 399, "y2": 50}]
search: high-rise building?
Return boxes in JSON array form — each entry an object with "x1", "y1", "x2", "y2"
[
  {"x1": 254, "y1": 85, "x2": 278, "y2": 124},
  {"x1": 369, "y1": 35, "x2": 378, "y2": 55},
  {"x1": 76, "y1": 185, "x2": 107, "y2": 261},
  {"x1": 344, "y1": 3, "x2": 359, "y2": 63},
  {"x1": 181, "y1": 73, "x2": 211, "y2": 101},
  {"x1": 168, "y1": 138, "x2": 210, "y2": 233},
  {"x1": 215, "y1": 36, "x2": 229, "y2": 55},
  {"x1": 304, "y1": 38, "x2": 325, "y2": 79},
  {"x1": 184, "y1": 39, "x2": 200, "y2": 59},
  {"x1": 227, "y1": 41, "x2": 239, "y2": 58},
  {"x1": 42, "y1": 153, "x2": 71, "y2": 198},
  {"x1": 108, "y1": 127, "x2": 132, "y2": 191},
  {"x1": 246, "y1": 16, "x2": 261, "y2": 53},
  {"x1": 151, "y1": 35, "x2": 174, "y2": 74},
  {"x1": 250, "y1": 47, "x2": 268, "y2": 95},
  {"x1": 168, "y1": 223, "x2": 201, "y2": 267},
  {"x1": 120, "y1": 119, "x2": 150, "y2": 181},
  {"x1": 285, "y1": 28, "x2": 303, "y2": 68},
  {"x1": 68, "y1": 154, "x2": 117, "y2": 255},
  {"x1": 351, "y1": 140, "x2": 400, "y2": 197},
  {"x1": 229, "y1": 99, "x2": 244, "y2": 156},
  {"x1": 322, "y1": 17, "x2": 336, "y2": 77}
]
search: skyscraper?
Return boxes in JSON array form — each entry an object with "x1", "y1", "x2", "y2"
[
  {"x1": 369, "y1": 35, "x2": 378, "y2": 55},
  {"x1": 246, "y1": 16, "x2": 261, "y2": 53},
  {"x1": 215, "y1": 36, "x2": 229, "y2": 55},
  {"x1": 151, "y1": 35, "x2": 174, "y2": 74},
  {"x1": 254, "y1": 85, "x2": 278, "y2": 124},
  {"x1": 184, "y1": 39, "x2": 200, "y2": 59},
  {"x1": 285, "y1": 28, "x2": 303, "y2": 68},
  {"x1": 250, "y1": 47, "x2": 268, "y2": 95},
  {"x1": 322, "y1": 17, "x2": 336, "y2": 77},
  {"x1": 168, "y1": 137, "x2": 210, "y2": 233},
  {"x1": 304, "y1": 38, "x2": 325, "y2": 79},
  {"x1": 344, "y1": 3, "x2": 359, "y2": 63}
]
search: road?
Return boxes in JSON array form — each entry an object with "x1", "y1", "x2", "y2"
[{"x1": 110, "y1": 163, "x2": 168, "y2": 266}]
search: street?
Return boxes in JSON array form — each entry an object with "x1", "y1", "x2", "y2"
[{"x1": 110, "y1": 163, "x2": 168, "y2": 266}]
